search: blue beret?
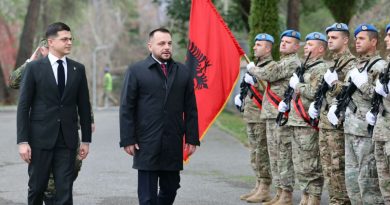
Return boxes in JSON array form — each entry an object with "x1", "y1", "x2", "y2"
[
  {"x1": 254, "y1": 33, "x2": 274, "y2": 44},
  {"x1": 280, "y1": 30, "x2": 301, "y2": 40},
  {"x1": 305, "y1": 32, "x2": 327, "y2": 42},
  {"x1": 354, "y1": 24, "x2": 378, "y2": 37},
  {"x1": 386, "y1": 24, "x2": 390, "y2": 33},
  {"x1": 325, "y1": 23, "x2": 349, "y2": 34}
]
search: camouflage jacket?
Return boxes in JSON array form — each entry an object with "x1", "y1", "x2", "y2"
[
  {"x1": 319, "y1": 49, "x2": 356, "y2": 129},
  {"x1": 9, "y1": 62, "x2": 28, "y2": 89},
  {"x1": 373, "y1": 59, "x2": 390, "y2": 141},
  {"x1": 243, "y1": 56, "x2": 274, "y2": 123},
  {"x1": 250, "y1": 53, "x2": 300, "y2": 119},
  {"x1": 287, "y1": 57, "x2": 328, "y2": 127},
  {"x1": 343, "y1": 53, "x2": 386, "y2": 137}
]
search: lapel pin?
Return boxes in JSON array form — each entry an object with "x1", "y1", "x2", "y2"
[{"x1": 74, "y1": 67, "x2": 76, "y2": 70}]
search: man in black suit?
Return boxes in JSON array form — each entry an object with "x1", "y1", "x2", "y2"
[
  {"x1": 120, "y1": 28, "x2": 200, "y2": 205},
  {"x1": 17, "y1": 22, "x2": 92, "y2": 205}
]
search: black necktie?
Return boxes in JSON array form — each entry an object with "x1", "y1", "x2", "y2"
[{"x1": 57, "y1": 59, "x2": 65, "y2": 97}]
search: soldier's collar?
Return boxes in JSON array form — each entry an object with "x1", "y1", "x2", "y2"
[
  {"x1": 257, "y1": 55, "x2": 273, "y2": 64},
  {"x1": 358, "y1": 51, "x2": 379, "y2": 62},
  {"x1": 332, "y1": 49, "x2": 351, "y2": 60},
  {"x1": 306, "y1": 56, "x2": 324, "y2": 65},
  {"x1": 280, "y1": 52, "x2": 298, "y2": 59}
]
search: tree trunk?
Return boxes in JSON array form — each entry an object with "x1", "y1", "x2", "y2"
[
  {"x1": 15, "y1": 0, "x2": 41, "y2": 68},
  {"x1": 0, "y1": 64, "x2": 12, "y2": 104},
  {"x1": 287, "y1": 0, "x2": 300, "y2": 30},
  {"x1": 238, "y1": 0, "x2": 251, "y2": 31}
]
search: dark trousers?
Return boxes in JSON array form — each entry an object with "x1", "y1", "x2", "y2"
[
  {"x1": 138, "y1": 170, "x2": 181, "y2": 205},
  {"x1": 28, "y1": 130, "x2": 76, "y2": 205}
]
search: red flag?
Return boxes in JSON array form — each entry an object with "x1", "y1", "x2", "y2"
[{"x1": 184, "y1": 0, "x2": 245, "y2": 161}]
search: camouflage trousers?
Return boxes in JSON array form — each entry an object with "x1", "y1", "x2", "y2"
[
  {"x1": 265, "y1": 120, "x2": 280, "y2": 188},
  {"x1": 319, "y1": 128, "x2": 350, "y2": 205},
  {"x1": 375, "y1": 141, "x2": 390, "y2": 204},
  {"x1": 247, "y1": 122, "x2": 271, "y2": 185},
  {"x1": 291, "y1": 126, "x2": 323, "y2": 196},
  {"x1": 44, "y1": 139, "x2": 82, "y2": 199},
  {"x1": 276, "y1": 125, "x2": 294, "y2": 192},
  {"x1": 345, "y1": 134, "x2": 384, "y2": 204}
]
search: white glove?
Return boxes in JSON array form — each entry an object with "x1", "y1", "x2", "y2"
[
  {"x1": 350, "y1": 68, "x2": 368, "y2": 88},
  {"x1": 289, "y1": 73, "x2": 299, "y2": 90},
  {"x1": 244, "y1": 73, "x2": 256, "y2": 85},
  {"x1": 365, "y1": 111, "x2": 376, "y2": 126},
  {"x1": 278, "y1": 101, "x2": 288, "y2": 113},
  {"x1": 374, "y1": 79, "x2": 389, "y2": 97},
  {"x1": 324, "y1": 69, "x2": 338, "y2": 86},
  {"x1": 327, "y1": 105, "x2": 339, "y2": 126},
  {"x1": 234, "y1": 94, "x2": 242, "y2": 107},
  {"x1": 308, "y1": 102, "x2": 319, "y2": 119},
  {"x1": 246, "y1": 62, "x2": 256, "y2": 71}
]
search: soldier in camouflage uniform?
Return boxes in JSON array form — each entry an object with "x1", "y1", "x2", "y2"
[
  {"x1": 278, "y1": 32, "x2": 327, "y2": 205},
  {"x1": 9, "y1": 39, "x2": 94, "y2": 205},
  {"x1": 9, "y1": 40, "x2": 49, "y2": 89},
  {"x1": 234, "y1": 33, "x2": 273, "y2": 203},
  {"x1": 308, "y1": 23, "x2": 354, "y2": 205},
  {"x1": 366, "y1": 23, "x2": 390, "y2": 204},
  {"x1": 327, "y1": 24, "x2": 386, "y2": 204},
  {"x1": 248, "y1": 30, "x2": 301, "y2": 205}
]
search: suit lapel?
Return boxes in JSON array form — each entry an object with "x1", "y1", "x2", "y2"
[
  {"x1": 61, "y1": 58, "x2": 76, "y2": 101},
  {"x1": 42, "y1": 57, "x2": 61, "y2": 100},
  {"x1": 166, "y1": 63, "x2": 177, "y2": 94}
]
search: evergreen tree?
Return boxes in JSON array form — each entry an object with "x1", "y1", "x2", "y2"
[
  {"x1": 322, "y1": 0, "x2": 356, "y2": 23},
  {"x1": 248, "y1": 0, "x2": 280, "y2": 60}
]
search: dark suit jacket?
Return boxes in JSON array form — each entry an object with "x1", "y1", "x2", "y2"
[
  {"x1": 17, "y1": 56, "x2": 92, "y2": 149},
  {"x1": 120, "y1": 55, "x2": 200, "y2": 171}
]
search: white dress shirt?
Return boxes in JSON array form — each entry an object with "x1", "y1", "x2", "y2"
[{"x1": 48, "y1": 52, "x2": 68, "y2": 85}]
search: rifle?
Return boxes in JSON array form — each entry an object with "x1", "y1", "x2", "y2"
[
  {"x1": 333, "y1": 61, "x2": 371, "y2": 126},
  {"x1": 237, "y1": 73, "x2": 252, "y2": 112},
  {"x1": 236, "y1": 58, "x2": 271, "y2": 112},
  {"x1": 367, "y1": 62, "x2": 390, "y2": 137},
  {"x1": 275, "y1": 52, "x2": 312, "y2": 126},
  {"x1": 309, "y1": 59, "x2": 339, "y2": 126}
]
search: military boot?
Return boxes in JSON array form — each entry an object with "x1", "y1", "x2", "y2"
[
  {"x1": 299, "y1": 192, "x2": 309, "y2": 205},
  {"x1": 272, "y1": 189, "x2": 293, "y2": 205},
  {"x1": 240, "y1": 181, "x2": 259, "y2": 200},
  {"x1": 307, "y1": 195, "x2": 321, "y2": 205},
  {"x1": 246, "y1": 183, "x2": 272, "y2": 203},
  {"x1": 263, "y1": 188, "x2": 282, "y2": 205}
]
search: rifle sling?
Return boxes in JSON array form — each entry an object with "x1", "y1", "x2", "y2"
[
  {"x1": 344, "y1": 58, "x2": 382, "y2": 113},
  {"x1": 249, "y1": 85, "x2": 263, "y2": 110},
  {"x1": 256, "y1": 60, "x2": 272, "y2": 90},
  {"x1": 335, "y1": 58, "x2": 356, "y2": 72}
]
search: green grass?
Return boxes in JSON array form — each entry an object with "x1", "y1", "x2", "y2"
[{"x1": 214, "y1": 109, "x2": 248, "y2": 146}]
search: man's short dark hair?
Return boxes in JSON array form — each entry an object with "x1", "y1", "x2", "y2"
[
  {"x1": 149, "y1": 28, "x2": 171, "y2": 39},
  {"x1": 319, "y1": 41, "x2": 328, "y2": 50},
  {"x1": 365, "y1": 31, "x2": 379, "y2": 46},
  {"x1": 340, "y1": 31, "x2": 350, "y2": 38},
  {"x1": 45, "y1": 22, "x2": 71, "y2": 38},
  {"x1": 367, "y1": 31, "x2": 379, "y2": 41}
]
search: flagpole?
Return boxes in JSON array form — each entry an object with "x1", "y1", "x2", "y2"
[
  {"x1": 243, "y1": 54, "x2": 251, "y2": 63},
  {"x1": 243, "y1": 54, "x2": 266, "y2": 89}
]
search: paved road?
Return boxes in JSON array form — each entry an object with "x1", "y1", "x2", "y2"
[{"x1": 0, "y1": 109, "x2": 329, "y2": 204}]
